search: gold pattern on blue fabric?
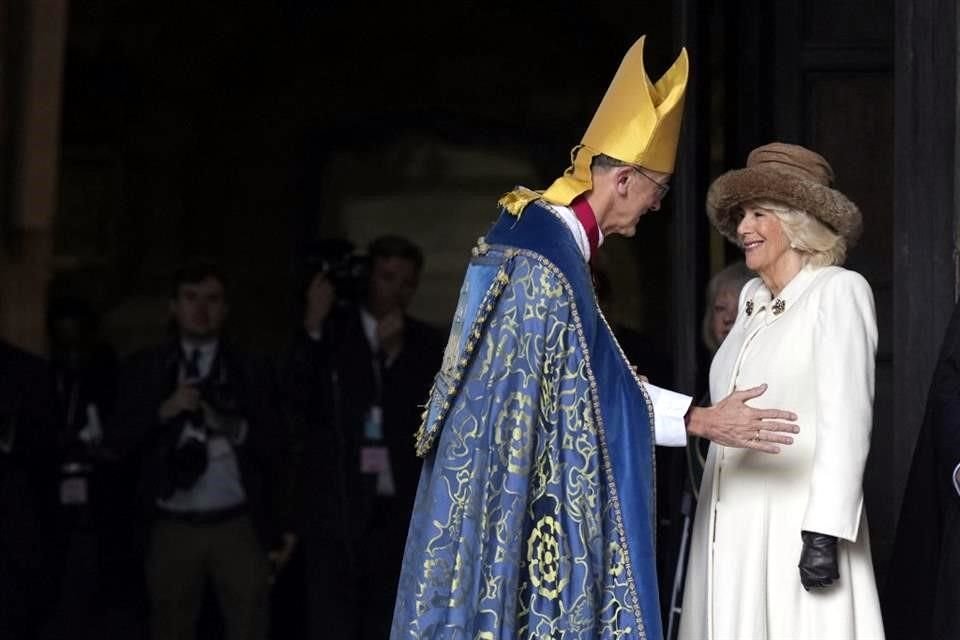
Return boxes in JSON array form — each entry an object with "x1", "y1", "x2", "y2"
[
  {"x1": 414, "y1": 254, "x2": 512, "y2": 457},
  {"x1": 527, "y1": 515, "x2": 570, "y2": 599},
  {"x1": 392, "y1": 246, "x2": 654, "y2": 640}
]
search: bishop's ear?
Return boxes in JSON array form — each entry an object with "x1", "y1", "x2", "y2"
[{"x1": 614, "y1": 166, "x2": 634, "y2": 195}]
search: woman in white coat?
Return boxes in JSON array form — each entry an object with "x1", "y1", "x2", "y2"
[{"x1": 678, "y1": 143, "x2": 885, "y2": 640}]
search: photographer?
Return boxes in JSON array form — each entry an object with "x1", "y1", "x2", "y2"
[
  {"x1": 111, "y1": 262, "x2": 294, "y2": 640},
  {"x1": 280, "y1": 235, "x2": 444, "y2": 640}
]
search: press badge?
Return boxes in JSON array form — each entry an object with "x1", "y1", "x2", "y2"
[
  {"x1": 363, "y1": 405, "x2": 384, "y2": 441},
  {"x1": 60, "y1": 477, "x2": 88, "y2": 505},
  {"x1": 360, "y1": 446, "x2": 389, "y2": 474},
  {"x1": 59, "y1": 462, "x2": 90, "y2": 505},
  {"x1": 360, "y1": 446, "x2": 396, "y2": 496}
]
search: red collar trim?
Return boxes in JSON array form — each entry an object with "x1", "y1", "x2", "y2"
[{"x1": 570, "y1": 195, "x2": 600, "y2": 258}]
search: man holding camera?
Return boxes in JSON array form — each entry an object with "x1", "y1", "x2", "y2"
[
  {"x1": 113, "y1": 263, "x2": 294, "y2": 640},
  {"x1": 283, "y1": 235, "x2": 444, "y2": 640}
]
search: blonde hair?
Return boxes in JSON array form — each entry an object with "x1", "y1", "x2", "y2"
[{"x1": 749, "y1": 200, "x2": 847, "y2": 266}]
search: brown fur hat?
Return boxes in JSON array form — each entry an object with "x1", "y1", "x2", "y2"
[{"x1": 706, "y1": 142, "x2": 862, "y2": 246}]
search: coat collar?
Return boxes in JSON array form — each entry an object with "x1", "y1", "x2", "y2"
[{"x1": 744, "y1": 264, "x2": 824, "y2": 326}]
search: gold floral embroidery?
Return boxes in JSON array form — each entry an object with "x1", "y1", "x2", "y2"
[
  {"x1": 527, "y1": 515, "x2": 570, "y2": 599},
  {"x1": 396, "y1": 249, "x2": 652, "y2": 639}
]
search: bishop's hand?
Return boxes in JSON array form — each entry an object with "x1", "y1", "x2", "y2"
[{"x1": 686, "y1": 384, "x2": 798, "y2": 454}]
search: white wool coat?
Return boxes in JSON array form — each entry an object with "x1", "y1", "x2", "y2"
[{"x1": 678, "y1": 265, "x2": 885, "y2": 640}]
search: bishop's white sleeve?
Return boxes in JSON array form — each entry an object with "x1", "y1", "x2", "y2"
[{"x1": 642, "y1": 382, "x2": 691, "y2": 447}]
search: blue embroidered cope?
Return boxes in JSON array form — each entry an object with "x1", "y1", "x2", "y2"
[{"x1": 391, "y1": 202, "x2": 661, "y2": 640}]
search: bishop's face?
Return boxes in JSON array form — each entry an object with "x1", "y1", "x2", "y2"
[{"x1": 606, "y1": 166, "x2": 671, "y2": 237}]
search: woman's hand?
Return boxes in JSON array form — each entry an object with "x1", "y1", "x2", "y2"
[{"x1": 798, "y1": 530, "x2": 839, "y2": 590}]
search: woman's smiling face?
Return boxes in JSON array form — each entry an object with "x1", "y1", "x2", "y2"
[{"x1": 737, "y1": 204, "x2": 792, "y2": 276}]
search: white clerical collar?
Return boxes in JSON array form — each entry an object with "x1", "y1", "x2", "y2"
[{"x1": 544, "y1": 203, "x2": 605, "y2": 262}]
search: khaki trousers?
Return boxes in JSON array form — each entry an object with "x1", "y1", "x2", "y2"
[{"x1": 146, "y1": 514, "x2": 270, "y2": 640}]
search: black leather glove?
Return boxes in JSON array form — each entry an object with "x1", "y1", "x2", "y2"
[{"x1": 798, "y1": 530, "x2": 839, "y2": 591}]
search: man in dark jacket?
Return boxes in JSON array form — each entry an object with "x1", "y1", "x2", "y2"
[
  {"x1": 884, "y1": 300, "x2": 960, "y2": 639},
  {"x1": 282, "y1": 236, "x2": 444, "y2": 640},
  {"x1": 112, "y1": 263, "x2": 294, "y2": 640}
]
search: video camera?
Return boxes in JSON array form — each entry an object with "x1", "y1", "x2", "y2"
[{"x1": 303, "y1": 238, "x2": 370, "y2": 303}]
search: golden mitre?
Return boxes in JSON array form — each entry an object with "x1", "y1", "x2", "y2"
[{"x1": 499, "y1": 36, "x2": 689, "y2": 214}]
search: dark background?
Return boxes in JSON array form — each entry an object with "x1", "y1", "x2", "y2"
[{"x1": 1, "y1": 0, "x2": 956, "y2": 600}]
